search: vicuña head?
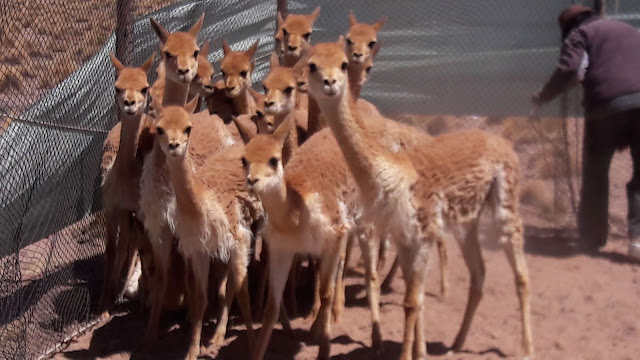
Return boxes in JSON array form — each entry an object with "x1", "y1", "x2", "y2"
[
  {"x1": 345, "y1": 11, "x2": 386, "y2": 64},
  {"x1": 247, "y1": 86, "x2": 275, "y2": 134},
  {"x1": 262, "y1": 52, "x2": 306, "y2": 116},
  {"x1": 241, "y1": 118, "x2": 290, "y2": 195},
  {"x1": 150, "y1": 13, "x2": 204, "y2": 83},
  {"x1": 347, "y1": 41, "x2": 382, "y2": 88},
  {"x1": 193, "y1": 40, "x2": 215, "y2": 96},
  {"x1": 153, "y1": 97, "x2": 199, "y2": 158},
  {"x1": 276, "y1": 7, "x2": 320, "y2": 58},
  {"x1": 306, "y1": 38, "x2": 351, "y2": 99},
  {"x1": 109, "y1": 51, "x2": 155, "y2": 116},
  {"x1": 220, "y1": 39, "x2": 259, "y2": 98}
]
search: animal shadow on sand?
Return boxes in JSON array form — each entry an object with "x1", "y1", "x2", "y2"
[
  {"x1": 524, "y1": 225, "x2": 640, "y2": 264},
  {"x1": 331, "y1": 340, "x2": 507, "y2": 359}
]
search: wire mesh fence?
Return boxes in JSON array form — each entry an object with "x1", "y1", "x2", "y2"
[{"x1": 1, "y1": 0, "x2": 639, "y2": 359}]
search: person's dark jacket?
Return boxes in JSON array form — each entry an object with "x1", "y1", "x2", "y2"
[{"x1": 539, "y1": 16, "x2": 640, "y2": 115}]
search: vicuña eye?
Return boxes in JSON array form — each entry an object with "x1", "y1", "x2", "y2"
[
  {"x1": 164, "y1": 51, "x2": 173, "y2": 60},
  {"x1": 141, "y1": 87, "x2": 149, "y2": 94},
  {"x1": 115, "y1": 87, "x2": 122, "y2": 94},
  {"x1": 156, "y1": 127, "x2": 165, "y2": 135},
  {"x1": 284, "y1": 86, "x2": 294, "y2": 95},
  {"x1": 184, "y1": 126, "x2": 192, "y2": 135},
  {"x1": 241, "y1": 157, "x2": 248, "y2": 167},
  {"x1": 341, "y1": 62, "x2": 348, "y2": 71},
  {"x1": 282, "y1": 28, "x2": 289, "y2": 36},
  {"x1": 263, "y1": 85, "x2": 268, "y2": 92},
  {"x1": 368, "y1": 41, "x2": 377, "y2": 49},
  {"x1": 303, "y1": 33, "x2": 311, "y2": 41},
  {"x1": 365, "y1": 66, "x2": 372, "y2": 74},
  {"x1": 193, "y1": 50, "x2": 199, "y2": 58},
  {"x1": 269, "y1": 157, "x2": 278, "y2": 168},
  {"x1": 220, "y1": 70, "x2": 226, "y2": 77},
  {"x1": 240, "y1": 70, "x2": 248, "y2": 78},
  {"x1": 346, "y1": 38, "x2": 354, "y2": 46},
  {"x1": 308, "y1": 63, "x2": 317, "y2": 73}
]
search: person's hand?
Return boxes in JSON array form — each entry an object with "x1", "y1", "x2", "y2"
[{"x1": 530, "y1": 92, "x2": 541, "y2": 118}]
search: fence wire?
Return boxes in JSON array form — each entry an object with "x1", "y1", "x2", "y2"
[{"x1": 0, "y1": 0, "x2": 639, "y2": 359}]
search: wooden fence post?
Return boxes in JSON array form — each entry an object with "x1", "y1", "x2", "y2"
[{"x1": 115, "y1": 0, "x2": 134, "y2": 66}]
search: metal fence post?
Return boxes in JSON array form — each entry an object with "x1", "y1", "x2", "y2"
[
  {"x1": 116, "y1": 0, "x2": 134, "y2": 66},
  {"x1": 277, "y1": 0, "x2": 287, "y2": 17}
]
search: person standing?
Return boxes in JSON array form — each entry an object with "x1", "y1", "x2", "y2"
[{"x1": 532, "y1": 4, "x2": 640, "y2": 260}]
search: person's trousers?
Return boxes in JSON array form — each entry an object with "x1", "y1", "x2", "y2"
[{"x1": 579, "y1": 108, "x2": 640, "y2": 250}]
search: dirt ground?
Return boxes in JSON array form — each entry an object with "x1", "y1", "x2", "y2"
[{"x1": 51, "y1": 152, "x2": 640, "y2": 360}]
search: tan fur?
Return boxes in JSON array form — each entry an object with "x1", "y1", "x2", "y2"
[
  {"x1": 306, "y1": 41, "x2": 533, "y2": 360},
  {"x1": 220, "y1": 39, "x2": 259, "y2": 112},
  {"x1": 98, "y1": 52, "x2": 156, "y2": 318},
  {"x1": 153, "y1": 100, "x2": 259, "y2": 359},
  {"x1": 149, "y1": 14, "x2": 204, "y2": 95},
  {"x1": 243, "y1": 120, "x2": 356, "y2": 360},
  {"x1": 138, "y1": 17, "x2": 242, "y2": 358},
  {"x1": 276, "y1": 7, "x2": 320, "y2": 67},
  {"x1": 148, "y1": 42, "x2": 215, "y2": 119}
]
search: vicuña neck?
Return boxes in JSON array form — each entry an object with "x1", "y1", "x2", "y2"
[
  {"x1": 113, "y1": 111, "x2": 144, "y2": 175},
  {"x1": 282, "y1": 54, "x2": 299, "y2": 68},
  {"x1": 166, "y1": 151, "x2": 205, "y2": 220},
  {"x1": 347, "y1": 62, "x2": 365, "y2": 99},
  {"x1": 260, "y1": 180, "x2": 299, "y2": 231},
  {"x1": 317, "y1": 88, "x2": 384, "y2": 196},
  {"x1": 231, "y1": 88, "x2": 255, "y2": 116},
  {"x1": 306, "y1": 95, "x2": 326, "y2": 137},
  {"x1": 162, "y1": 77, "x2": 191, "y2": 107}
]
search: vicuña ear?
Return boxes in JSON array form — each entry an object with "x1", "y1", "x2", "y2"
[
  {"x1": 232, "y1": 115, "x2": 256, "y2": 144},
  {"x1": 200, "y1": 40, "x2": 210, "y2": 57},
  {"x1": 140, "y1": 51, "x2": 156, "y2": 73},
  {"x1": 247, "y1": 39, "x2": 259, "y2": 58},
  {"x1": 269, "y1": 51, "x2": 280, "y2": 69},
  {"x1": 109, "y1": 52, "x2": 125, "y2": 73},
  {"x1": 247, "y1": 86, "x2": 264, "y2": 102},
  {"x1": 277, "y1": 11, "x2": 285, "y2": 28},
  {"x1": 273, "y1": 116, "x2": 290, "y2": 144},
  {"x1": 185, "y1": 96, "x2": 199, "y2": 114},
  {"x1": 149, "y1": 17, "x2": 169, "y2": 43},
  {"x1": 188, "y1": 13, "x2": 205, "y2": 36},
  {"x1": 309, "y1": 7, "x2": 321, "y2": 24},
  {"x1": 348, "y1": 10, "x2": 358, "y2": 27},
  {"x1": 371, "y1": 40, "x2": 383, "y2": 58},
  {"x1": 372, "y1": 16, "x2": 387, "y2": 31},
  {"x1": 337, "y1": 35, "x2": 346, "y2": 47},
  {"x1": 222, "y1": 38, "x2": 232, "y2": 56},
  {"x1": 292, "y1": 47, "x2": 310, "y2": 79}
]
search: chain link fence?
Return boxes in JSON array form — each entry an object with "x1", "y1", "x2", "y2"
[{"x1": 1, "y1": 0, "x2": 639, "y2": 359}]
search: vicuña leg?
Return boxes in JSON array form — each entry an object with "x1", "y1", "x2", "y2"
[
  {"x1": 98, "y1": 208, "x2": 119, "y2": 318},
  {"x1": 437, "y1": 238, "x2": 449, "y2": 299},
  {"x1": 502, "y1": 224, "x2": 533, "y2": 358},
  {"x1": 186, "y1": 251, "x2": 210, "y2": 360},
  {"x1": 358, "y1": 227, "x2": 382, "y2": 351},
  {"x1": 229, "y1": 246, "x2": 255, "y2": 350},
  {"x1": 253, "y1": 249, "x2": 295, "y2": 360},
  {"x1": 397, "y1": 244, "x2": 429, "y2": 360},
  {"x1": 309, "y1": 233, "x2": 348, "y2": 360},
  {"x1": 452, "y1": 220, "x2": 485, "y2": 352},
  {"x1": 211, "y1": 265, "x2": 230, "y2": 345},
  {"x1": 143, "y1": 232, "x2": 172, "y2": 347}
]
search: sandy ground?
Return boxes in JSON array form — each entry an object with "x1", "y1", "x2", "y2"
[
  {"x1": 52, "y1": 221, "x2": 640, "y2": 360},
  {"x1": 49, "y1": 127, "x2": 640, "y2": 360}
]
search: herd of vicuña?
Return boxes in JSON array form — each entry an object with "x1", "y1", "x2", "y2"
[{"x1": 98, "y1": 8, "x2": 533, "y2": 360}]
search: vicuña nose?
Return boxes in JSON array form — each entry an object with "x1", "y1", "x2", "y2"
[
  {"x1": 265, "y1": 101, "x2": 275, "y2": 107},
  {"x1": 353, "y1": 52, "x2": 363, "y2": 58},
  {"x1": 226, "y1": 85, "x2": 236, "y2": 92},
  {"x1": 123, "y1": 99, "x2": 135, "y2": 106},
  {"x1": 168, "y1": 143, "x2": 179, "y2": 151},
  {"x1": 288, "y1": 45, "x2": 297, "y2": 51},
  {"x1": 178, "y1": 68, "x2": 189, "y2": 75},
  {"x1": 247, "y1": 177, "x2": 258, "y2": 186},
  {"x1": 323, "y1": 78, "x2": 337, "y2": 86}
]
